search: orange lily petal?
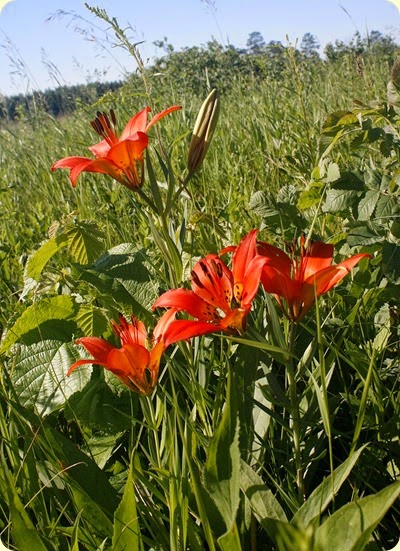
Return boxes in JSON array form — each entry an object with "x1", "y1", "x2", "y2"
[
  {"x1": 153, "y1": 288, "x2": 220, "y2": 322},
  {"x1": 191, "y1": 255, "x2": 233, "y2": 313},
  {"x1": 301, "y1": 241, "x2": 334, "y2": 281},
  {"x1": 257, "y1": 241, "x2": 292, "y2": 275},
  {"x1": 145, "y1": 105, "x2": 182, "y2": 132},
  {"x1": 241, "y1": 255, "x2": 271, "y2": 307},
  {"x1": 89, "y1": 138, "x2": 112, "y2": 158},
  {"x1": 107, "y1": 133, "x2": 149, "y2": 169},
  {"x1": 119, "y1": 107, "x2": 151, "y2": 140},
  {"x1": 153, "y1": 309, "x2": 177, "y2": 344},
  {"x1": 232, "y1": 229, "x2": 258, "y2": 286},
  {"x1": 304, "y1": 253, "x2": 372, "y2": 296},
  {"x1": 160, "y1": 319, "x2": 224, "y2": 348}
]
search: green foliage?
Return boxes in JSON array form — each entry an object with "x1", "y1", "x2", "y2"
[{"x1": 0, "y1": 10, "x2": 399, "y2": 550}]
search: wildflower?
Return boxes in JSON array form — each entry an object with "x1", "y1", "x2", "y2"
[
  {"x1": 153, "y1": 230, "x2": 267, "y2": 334},
  {"x1": 52, "y1": 105, "x2": 181, "y2": 189},
  {"x1": 187, "y1": 88, "x2": 219, "y2": 174},
  {"x1": 68, "y1": 310, "x2": 180, "y2": 394},
  {"x1": 259, "y1": 235, "x2": 372, "y2": 322}
]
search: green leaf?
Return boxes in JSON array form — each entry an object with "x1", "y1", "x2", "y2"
[
  {"x1": 357, "y1": 190, "x2": 380, "y2": 221},
  {"x1": 0, "y1": 458, "x2": 50, "y2": 551},
  {"x1": 11, "y1": 340, "x2": 89, "y2": 414},
  {"x1": 240, "y1": 460, "x2": 287, "y2": 524},
  {"x1": 112, "y1": 457, "x2": 142, "y2": 551},
  {"x1": 203, "y1": 370, "x2": 241, "y2": 532},
  {"x1": 24, "y1": 234, "x2": 68, "y2": 283},
  {"x1": 347, "y1": 225, "x2": 384, "y2": 247},
  {"x1": 293, "y1": 446, "x2": 366, "y2": 526},
  {"x1": 76, "y1": 304, "x2": 109, "y2": 336},
  {"x1": 79, "y1": 243, "x2": 158, "y2": 320},
  {"x1": 297, "y1": 187, "x2": 322, "y2": 210},
  {"x1": 0, "y1": 295, "x2": 77, "y2": 352},
  {"x1": 314, "y1": 481, "x2": 400, "y2": 551},
  {"x1": 65, "y1": 219, "x2": 105, "y2": 264},
  {"x1": 322, "y1": 189, "x2": 359, "y2": 213}
]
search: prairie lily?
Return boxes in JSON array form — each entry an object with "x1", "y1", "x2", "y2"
[
  {"x1": 259, "y1": 235, "x2": 372, "y2": 322},
  {"x1": 153, "y1": 230, "x2": 268, "y2": 333},
  {"x1": 68, "y1": 310, "x2": 176, "y2": 394},
  {"x1": 52, "y1": 105, "x2": 181, "y2": 189}
]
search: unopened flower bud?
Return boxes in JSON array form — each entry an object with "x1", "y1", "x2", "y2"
[{"x1": 187, "y1": 88, "x2": 220, "y2": 174}]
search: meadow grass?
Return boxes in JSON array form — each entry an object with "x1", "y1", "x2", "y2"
[{"x1": 0, "y1": 30, "x2": 399, "y2": 550}]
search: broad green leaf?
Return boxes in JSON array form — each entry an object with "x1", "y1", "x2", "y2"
[
  {"x1": 375, "y1": 194, "x2": 398, "y2": 221},
  {"x1": 24, "y1": 234, "x2": 68, "y2": 283},
  {"x1": 11, "y1": 340, "x2": 89, "y2": 414},
  {"x1": 326, "y1": 162, "x2": 340, "y2": 183},
  {"x1": 0, "y1": 295, "x2": 77, "y2": 352},
  {"x1": 65, "y1": 219, "x2": 105, "y2": 264},
  {"x1": 203, "y1": 370, "x2": 240, "y2": 532},
  {"x1": 297, "y1": 187, "x2": 322, "y2": 210},
  {"x1": 314, "y1": 481, "x2": 400, "y2": 551},
  {"x1": 322, "y1": 189, "x2": 359, "y2": 213},
  {"x1": 217, "y1": 524, "x2": 241, "y2": 551},
  {"x1": 357, "y1": 190, "x2": 380, "y2": 221},
  {"x1": 112, "y1": 458, "x2": 142, "y2": 551},
  {"x1": 65, "y1": 377, "x2": 134, "y2": 433},
  {"x1": 76, "y1": 304, "x2": 109, "y2": 336},
  {"x1": 347, "y1": 225, "x2": 384, "y2": 247},
  {"x1": 293, "y1": 446, "x2": 366, "y2": 526},
  {"x1": 240, "y1": 460, "x2": 287, "y2": 523},
  {"x1": 79, "y1": 243, "x2": 158, "y2": 320}
]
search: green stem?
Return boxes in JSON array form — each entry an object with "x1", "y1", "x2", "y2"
[
  {"x1": 350, "y1": 346, "x2": 378, "y2": 454},
  {"x1": 286, "y1": 322, "x2": 304, "y2": 503}
]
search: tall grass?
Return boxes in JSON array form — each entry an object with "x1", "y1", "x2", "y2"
[{"x1": 0, "y1": 19, "x2": 399, "y2": 550}]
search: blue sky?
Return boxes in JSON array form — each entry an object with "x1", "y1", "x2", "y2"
[{"x1": 0, "y1": 0, "x2": 399, "y2": 96}]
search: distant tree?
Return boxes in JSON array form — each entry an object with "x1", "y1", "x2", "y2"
[
  {"x1": 325, "y1": 30, "x2": 398, "y2": 63},
  {"x1": 300, "y1": 33, "x2": 320, "y2": 59},
  {"x1": 246, "y1": 31, "x2": 266, "y2": 54}
]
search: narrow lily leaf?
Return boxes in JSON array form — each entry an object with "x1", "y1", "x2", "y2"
[
  {"x1": 293, "y1": 445, "x2": 367, "y2": 526},
  {"x1": 203, "y1": 370, "x2": 241, "y2": 533},
  {"x1": 112, "y1": 457, "x2": 142, "y2": 551},
  {"x1": 314, "y1": 481, "x2": 400, "y2": 551},
  {"x1": 0, "y1": 295, "x2": 77, "y2": 352},
  {"x1": 240, "y1": 460, "x2": 287, "y2": 523},
  {"x1": 0, "y1": 458, "x2": 49, "y2": 551}
]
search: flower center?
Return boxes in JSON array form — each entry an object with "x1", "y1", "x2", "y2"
[{"x1": 90, "y1": 109, "x2": 119, "y2": 148}]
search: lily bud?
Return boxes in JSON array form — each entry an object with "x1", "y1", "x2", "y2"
[{"x1": 187, "y1": 88, "x2": 220, "y2": 174}]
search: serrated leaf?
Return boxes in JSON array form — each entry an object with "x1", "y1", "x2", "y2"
[
  {"x1": 112, "y1": 458, "x2": 142, "y2": 551},
  {"x1": 11, "y1": 340, "x2": 90, "y2": 414},
  {"x1": 0, "y1": 295, "x2": 77, "y2": 352},
  {"x1": 322, "y1": 189, "x2": 359, "y2": 213},
  {"x1": 297, "y1": 188, "x2": 322, "y2": 210},
  {"x1": 347, "y1": 226, "x2": 384, "y2": 247},
  {"x1": 65, "y1": 219, "x2": 105, "y2": 264},
  {"x1": 24, "y1": 234, "x2": 68, "y2": 282},
  {"x1": 79, "y1": 243, "x2": 157, "y2": 320},
  {"x1": 375, "y1": 195, "x2": 398, "y2": 221},
  {"x1": 326, "y1": 162, "x2": 340, "y2": 183},
  {"x1": 357, "y1": 190, "x2": 380, "y2": 221},
  {"x1": 314, "y1": 481, "x2": 400, "y2": 551},
  {"x1": 76, "y1": 305, "x2": 109, "y2": 336}
]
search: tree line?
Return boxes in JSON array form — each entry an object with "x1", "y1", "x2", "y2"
[{"x1": 0, "y1": 29, "x2": 398, "y2": 121}]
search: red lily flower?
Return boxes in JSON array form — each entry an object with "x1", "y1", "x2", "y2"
[
  {"x1": 153, "y1": 230, "x2": 268, "y2": 334},
  {"x1": 68, "y1": 309, "x2": 179, "y2": 394},
  {"x1": 51, "y1": 105, "x2": 181, "y2": 189},
  {"x1": 259, "y1": 235, "x2": 372, "y2": 322}
]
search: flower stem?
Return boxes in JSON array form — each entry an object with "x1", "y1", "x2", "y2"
[{"x1": 286, "y1": 321, "x2": 304, "y2": 503}]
